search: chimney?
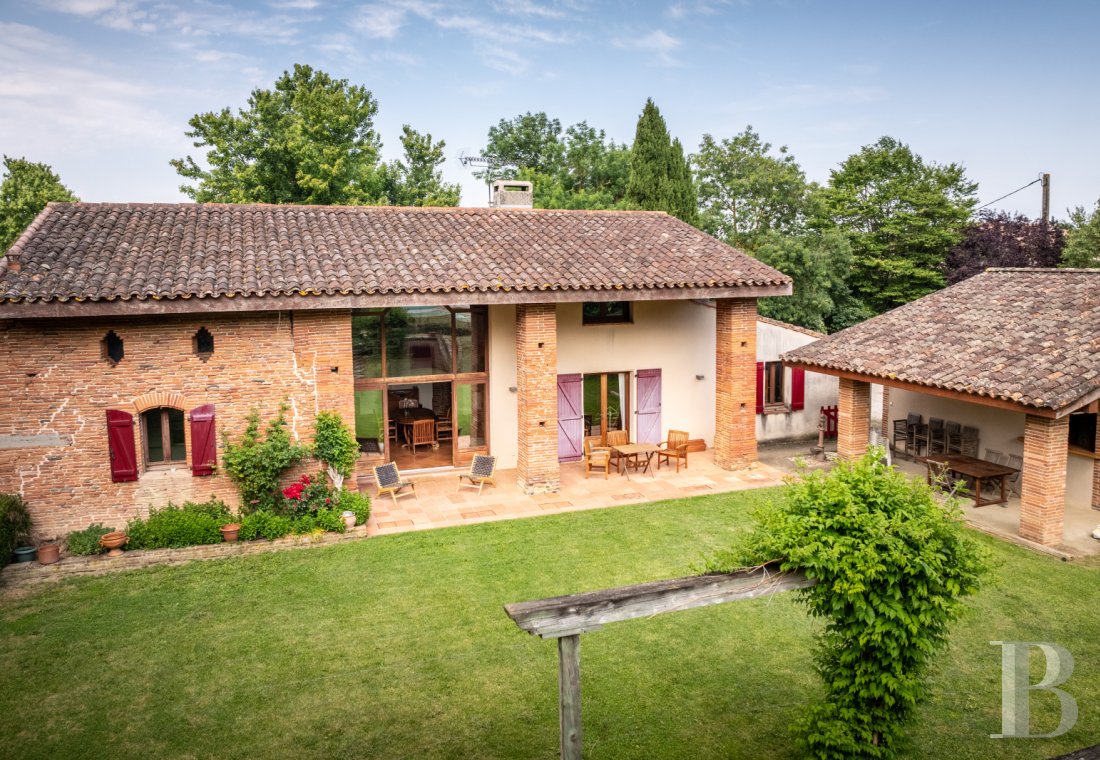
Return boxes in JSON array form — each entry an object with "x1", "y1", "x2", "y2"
[{"x1": 491, "y1": 180, "x2": 533, "y2": 209}]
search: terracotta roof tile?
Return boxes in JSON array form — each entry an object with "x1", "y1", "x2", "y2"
[
  {"x1": 782, "y1": 269, "x2": 1100, "y2": 412},
  {"x1": 1, "y1": 203, "x2": 789, "y2": 307}
]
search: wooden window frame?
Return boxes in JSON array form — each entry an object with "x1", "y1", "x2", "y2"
[
  {"x1": 763, "y1": 361, "x2": 787, "y2": 412},
  {"x1": 582, "y1": 302, "x2": 632, "y2": 326},
  {"x1": 141, "y1": 407, "x2": 187, "y2": 470}
]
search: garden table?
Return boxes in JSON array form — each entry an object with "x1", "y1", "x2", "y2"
[
  {"x1": 920, "y1": 454, "x2": 1018, "y2": 507},
  {"x1": 611, "y1": 443, "x2": 660, "y2": 479}
]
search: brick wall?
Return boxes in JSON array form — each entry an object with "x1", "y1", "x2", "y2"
[
  {"x1": 837, "y1": 378, "x2": 871, "y2": 460},
  {"x1": 1094, "y1": 422, "x2": 1100, "y2": 512},
  {"x1": 713, "y1": 298, "x2": 757, "y2": 469},
  {"x1": 0, "y1": 310, "x2": 355, "y2": 540},
  {"x1": 515, "y1": 304, "x2": 559, "y2": 493},
  {"x1": 1020, "y1": 414, "x2": 1069, "y2": 546}
]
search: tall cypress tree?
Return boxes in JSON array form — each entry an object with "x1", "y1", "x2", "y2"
[{"x1": 626, "y1": 99, "x2": 697, "y2": 225}]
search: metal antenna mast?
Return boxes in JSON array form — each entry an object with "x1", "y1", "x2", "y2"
[{"x1": 458, "y1": 153, "x2": 513, "y2": 203}]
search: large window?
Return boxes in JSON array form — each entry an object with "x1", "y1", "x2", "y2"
[
  {"x1": 353, "y1": 306, "x2": 488, "y2": 380},
  {"x1": 582, "y1": 302, "x2": 632, "y2": 325},
  {"x1": 142, "y1": 407, "x2": 186, "y2": 466}
]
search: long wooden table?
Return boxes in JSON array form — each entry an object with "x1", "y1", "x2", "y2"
[
  {"x1": 919, "y1": 454, "x2": 1018, "y2": 507},
  {"x1": 611, "y1": 443, "x2": 660, "y2": 479}
]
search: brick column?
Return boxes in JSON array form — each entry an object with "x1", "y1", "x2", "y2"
[
  {"x1": 837, "y1": 378, "x2": 871, "y2": 460},
  {"x1": 1093, "y1": 420, "x2": 1100, "y2": 511},
  {"x1": 1019, "y1": 414, "x2": 1069, "y2": 546},
  {"x1": 713, "y1": 298, "x2": 757, "y2": 469},
  {"x1": 879, "y1": 386, "x2": 891, "y2": 442},
  {"x1": 516, "y1": 304, "x2": 560, "y2": 493}
]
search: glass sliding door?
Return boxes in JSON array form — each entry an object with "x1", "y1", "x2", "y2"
[
  {"x1": 582, "y1": 372, "x2": 630, "y2": 443},
  {"x1": 454, "y1": 381, "x2": 488, "y2": 467}
]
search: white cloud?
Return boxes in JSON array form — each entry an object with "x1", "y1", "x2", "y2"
[
  {"x1": 494, "y1": 0, "x2": 565, "y2": 19},
  {"x1": 666, "y1": 0, "x2": 740, "y2": 19},
  {"x1": 613, "y1": 29, "x2": 681, "y2": 66},
  {"x1": 271, "y1": 0, "x2": 322, "y2": 8}
]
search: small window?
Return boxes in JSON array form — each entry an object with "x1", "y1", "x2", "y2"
[
  {"x1": 582, "y1": 302, "x2": 632, "y2": 325},
  {"x1": 102, "y1": 331, "x2": 124, "y2": 365},
  {"x1": 142, "y1": 407, "x2": 186, "y2": 466},
  {"x1": 194, "y1": 327, "x2": 214, "y2": 356},
  {"x1": 1069, "y1": 413, "x2": 1096, "y2": 453},
  {"x1": 764, "y1": 361, "x2": 785, "y2": 406}
]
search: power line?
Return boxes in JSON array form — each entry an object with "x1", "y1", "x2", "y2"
[{"x1": 975, "y1": 178, "x2": 1042, "y2": 212}]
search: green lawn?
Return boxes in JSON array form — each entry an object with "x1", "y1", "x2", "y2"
[{"x1": 2, "y1": 489, "x2": 1098, "y2": 759}]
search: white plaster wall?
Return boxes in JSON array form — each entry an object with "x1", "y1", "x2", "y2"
[
  {"x1": 888, "y1": 387, "x2": 1092, "y2": 508},
  {"x1": 488, "y1": 305, "x2": 519, "y2": 469},
  {"x1": 757, "y1": 321, "x2": 842, "y2": 442}
]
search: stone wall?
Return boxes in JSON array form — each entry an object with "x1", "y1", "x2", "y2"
[{"x1": 0, "y1": 310, "x2": 355, "y2": 540}]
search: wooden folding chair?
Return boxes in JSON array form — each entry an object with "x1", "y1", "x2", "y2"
[
  {"x1": 457, "y1": 455, "x2": 497, "y2": 495},
  {"x1": 373, "y1": 462, "x2": 416, "y2": 506}
]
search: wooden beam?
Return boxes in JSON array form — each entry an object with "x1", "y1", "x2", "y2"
[
  {"x1": 504, "y1": 568, "x2": 812, "y2": 639},
  {"x1": 558, "y1": 635, "x2": 582, "y2": 760}
]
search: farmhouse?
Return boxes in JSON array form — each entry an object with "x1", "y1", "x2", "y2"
[{"x1": 0, "y1": 190, "x2": 793, "y2": 538}]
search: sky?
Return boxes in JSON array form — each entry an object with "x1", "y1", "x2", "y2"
[{"x1": 2, "y1": 0, "x2": 1098, "y2": 219}]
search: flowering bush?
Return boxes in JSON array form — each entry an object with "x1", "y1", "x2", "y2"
[{"x1": 280, "y1": 474, "x2": 336, "y2": 516}]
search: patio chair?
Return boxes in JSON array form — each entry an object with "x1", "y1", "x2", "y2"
[
  {"x1": 435, "y1": 406, "x2": 453, "y2": 442},
  {"x1": 584, "y1": 435, "x2": 611, "y2": 480},
  {"x1": 928, "y1": 418, "x2": 949, "y2": 454},
  {"x1": 656, "y1": 430, "x2": 690, "y2": 473},
  {"x1": 457, "y1": 454, "x2": 497, "y2": 495},
  {"x1": 942, "y1": 421, "x2": 962, "y2": 455},
  {"x1": 915, "y1": 418, "x2": 943, "y2": 456},
  {"x1": 1006, "y1": 453, "x2": 1024, "y2": 496},
  {"x1": 984, "y1": 448, "x2": 1006, "y2": 465},
  {"x1": 606, "y1": 429, "x2": 630, "y2": 472},
  {"x1": 407, "y1": 418, "x2": 437, "y2": 462},
  {"x1": 949, "y1": 425, "x2": 980, "y2": 457},
  {"x1": 373, "y1": 462, "x2": 416, "y2": 507},
  {"x1": 892, "y1": 413, "x2": 921, "y2": 458}
]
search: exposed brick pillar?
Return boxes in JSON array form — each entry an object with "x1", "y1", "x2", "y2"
[
  {"x1": 1093, "y1": 420, "x2": 1100, "y2": 512},
  {"x1": 516, "y1": 304, "x2": 560, "y2": 493},
  {"x1": 879, "y1": 386, "x2": 891, "y2": 442},
  {"x1": 1019, "y1": 414, "x2": 1069, "y2": 546},
  {"x1": 837, "y1": 378, "x2": 871, "y2": 460},
  {"x1": 713, "y1": 298, "x2": 757, "y2": 470}
]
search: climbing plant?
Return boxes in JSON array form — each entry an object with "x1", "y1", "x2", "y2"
[
  {"x1": 313, "y1": 410, "x2": 360, "y2": 491},
  {"x1": 222, "y1": 404, "x2": 308, "y2": 514},
  {"x1": 705, "y1": 449, "x2": 989, "y2": 758}
]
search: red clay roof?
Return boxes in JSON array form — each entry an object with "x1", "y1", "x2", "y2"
[
  {"x1": 0, "y1": 203, "x2": 789, "y2": 308},
  {"x1": 783, "y1": 268, "x2": 1100, "y2": 413}
]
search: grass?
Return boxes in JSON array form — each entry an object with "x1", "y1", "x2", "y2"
[{"x1": 1, "y1": 488, "x2": 1099, "y2": 759}]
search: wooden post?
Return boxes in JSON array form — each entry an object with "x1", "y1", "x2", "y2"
[
  {"x1": 1041, "y1": 172, "x2": 1051, "y2": 223},
  {"x1": 558, "y1": 634, "x2": 582, "y2": 760}
]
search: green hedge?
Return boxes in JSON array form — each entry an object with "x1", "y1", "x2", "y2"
[
  {"x1": 66, "y1": 523, "x2": 116, "y2": 556},
  {"x1": 127, "y1": 499, "x2": 233, "y2": 550},
  {"x1": 0, "y1": 494, "x2": 31, "y2": 568}
]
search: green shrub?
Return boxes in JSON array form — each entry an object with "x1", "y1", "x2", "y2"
[
  {"x1": 313, "y1": 411, "x2": 360, "y2": 491},
  {"x1": 0, "y1": 494, "x2": 31, "y2": 568},
  {"x1": 705, "y1": 449, "x2": 989, "y2": 759},
  {"x1": 336, "y1": 489, "x2": 371, "y2": 526},
  {"x1": 239, "y1": 510, "x2": 293, "y2": 541},
  {"x1": 290, "y1": 508, "x2": 345, "y2": 535},
  {"x1": 66, "y1": 523, "x2": 116, "y2": 556},
  {"x1": 127, "y1": 499, "x2": 233, "y2": 549},
  {"x1": 222, "y1": 405, "x2": 308, "y2": 514},
  {"x1": 279, "y1": 474, "x2": 336, "y2": 516}
]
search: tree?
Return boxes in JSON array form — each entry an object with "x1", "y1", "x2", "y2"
[
  {"x1": 483, "y1": 111, "x2": 564, "y2": 176},
  {"x1": 313, "y1": 411, "x2": 361, "y2": 491},
  {"x1": 752, "y1": 229, "x2": 869, "y2": 333},
  {"x1": 944, "y1": 210, "x2": 1065, "y2": 284},
  {"x1": 693, "y1": 126, "x2": 810, "y2": 247},
  {"x1": 815, "y1": 136, "x2": 977, "y2": 314},
  {"x1": 626, "y1": 99, "x2": 698, "y2": 225},
  {"x1": 171, "y1": 64, "x2": 382, "y2": 205},
  {"x1": 379, "y1": 126, "x2": 460, "y2": 207},
  {"x1": 1061, "y1": 197, "x2": 1100, "y2": 268},
  {"x1": 0, "y1": 156, "x2": 78, "y2": 253}
]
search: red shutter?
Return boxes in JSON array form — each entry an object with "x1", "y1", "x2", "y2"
[
  {"x1": 790, "y1": 367, "x2": 806, "y2": 411},
  {"x1": 755, "y1": 362, "x2": 765, "y2": 414},
  {"x1": 189, "y1": 404, "x2": 217, "y2": 476},
  {"x1": 106, "y1": 409, "x2": 138, "y2": 482}
]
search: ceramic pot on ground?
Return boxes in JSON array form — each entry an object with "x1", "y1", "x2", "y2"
[
  {"x1": 341, "y1": 511, "x2": 356, "y2": 530},
  {"x1": 220, "y1": 523, "x2": 241, "y2": 543},
  {"x1": 99, "y1": 531, "x2": 128, "y2": 557},
  {"x1": 37, "y1": 543, "x2": 60, "y2": 565},
  {"x1": 13, "y1": 546, "x2": 36, "y2": 563}
]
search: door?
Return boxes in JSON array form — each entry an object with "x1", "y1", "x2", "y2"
[
  {"x1": 454, "y1": 380, "x2": 488, "y2": 467},
  {"x1": 557, "y1": 374, "x2": 584, "y2": 463},
  {"x1": 635, "y1": 369, "x2": 662, "y2": 444}
]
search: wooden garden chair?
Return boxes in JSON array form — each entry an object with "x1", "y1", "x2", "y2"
[
  {"x1": 407, "y1": 418, "x2": 437, "y2": 462},
  {"x1": 584, "y1": 436, "x2": 611, "y2": 480},
  {"x1": 373, "y1": 462, "x2": 417, "y2": 507},
  {"x1": 606, "y1": 429, "x2": 630, "y2": 472},
  {"x1": 656, "y1": 430, "x2": 690, "y2": 472},
  {"x1": 457, "y1": 454, "x2": 497, "y2": 495}
]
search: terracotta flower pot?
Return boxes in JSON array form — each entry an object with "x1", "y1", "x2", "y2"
[
  {"x1": 220, "y1": 523, "x2": 241, "y2": 543},
  {"x1": 99, "y1": 531, "x2": 128, "y2": 557},
  {"x1": 341, "y1": 510, "x2": 356, "y2": 530},
  {"x1": 37, "y1": 543, "x2": 60, "y2": 565}
]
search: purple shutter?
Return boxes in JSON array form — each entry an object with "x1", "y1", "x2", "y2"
[
  {"x1": 635, "y1": 369, "x2": 662, "y2": 444},
  {"x1": 755, "y1": 362, "x2": 765, "y2": 414},
  {"x1": 106, "y1": 409, "x2": 138, "y2": 482},
  {"x1": 790, "y1": 368, "x2": 806, "y2": 412},
  {"x1": 189, "y1": 404, "x2": 217, "y2": 476},
  {"x1": 557, "y1": 374, "x2": 583, "y2": 462}
]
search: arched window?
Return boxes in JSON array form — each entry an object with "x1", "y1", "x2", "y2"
[
  {"x1": 102, "y1": 330, "x2": 124, "y2": 364},
  {"x1": 194, "y1": 327, "x2": 214, "y2": 356},
  {"x1": 142, "y1": 407, "x2": 186, "y2": 466}
]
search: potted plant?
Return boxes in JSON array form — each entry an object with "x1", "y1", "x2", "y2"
[
  {"x1": 341, "y1": 510, "x2": 356, "y2": 530},
  {"x1": 2, "y1": 494, "x2": 33, "y2": 567},
  {"x1": 12, "y1": 545, "x2": 36, "y2": 563},
  {"x1": 99, "y1": 530, "x2": 128, "y2": 557},
  {"x1": 36, "y1": 543, "x2": 60, "y2": 565},
  {"x1": 220, "y1": 523, "x2": 241, "y2": 542}
]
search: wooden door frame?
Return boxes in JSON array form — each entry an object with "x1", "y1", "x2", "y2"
[{"x1": 584, "y1": 371, "x2": 631, "y2": 445}]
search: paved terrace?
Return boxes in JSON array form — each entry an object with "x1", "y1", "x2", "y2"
[{"x1": 363, "y1": 450, "x2": 787, "y2": 536}]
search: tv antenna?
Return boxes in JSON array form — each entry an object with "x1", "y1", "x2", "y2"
[{"x1": 459, "y1": 152, "x2": 514, "y2": 203}]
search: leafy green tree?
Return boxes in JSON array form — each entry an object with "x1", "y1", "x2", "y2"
[
  {"x1": 379, "y1": 125, "x2": 460, "y2": 207},
  {"x1": 626, "y1": 99, "x2": 698, "y2": 224},
  {"x1": 705, "y1": 450, "x2": 988, "y2": 758},
  {"x1": 815, "y1": 136, "x2": 977, "y2": 314},
  {"x1": 171, "y1": 64, "x2": 382, "y2": 205},
  {"x1": 483, "y1": 111, "x2": 564, "y2": 176},
  {"x1": 1061, "y1": 196, "x2": 1100, "y2": 268},
  {"x1": 313, "y1": 411, "x2": 361, "y2": 491},
  {"x1": 0, "y1": 156, "x2": 78, "y2": 253},
  {"x1": 693, "y1": 126, "x2": 810, "y2": 247},
  {"x1": 752, "y1": 229, "x2": 869, "y2": 333}
]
